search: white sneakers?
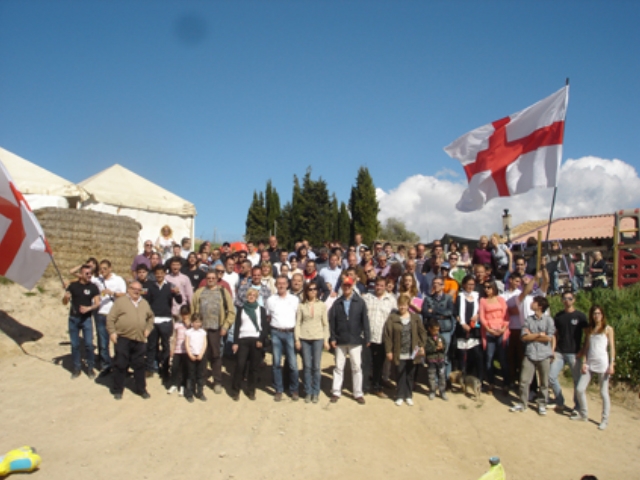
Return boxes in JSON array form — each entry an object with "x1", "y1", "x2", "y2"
[
  {"x1": 509, "y1": 404, "x2": 526, "y2": 413},
  {"x1": 178, "y1": 386, "x2": 184, "y2": 397},
  {"x1": 167, "y1": 386, "x2": 177, "y2": 395},
  {"x1": 395, "y1": 399, "x2": 404, "y2": 406},
  {"x1": 570, "y1": 412, "x2": 588, "y2": 422},
  {"x1": 406, "y1": 398, "x2": 414, "y2": 406},
  {"x1": 395, "y1": 398, "x2": 413, "y2": 406}
]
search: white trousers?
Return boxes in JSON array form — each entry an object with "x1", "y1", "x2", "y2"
[{"x1": 332, "y1": 344, "x2": 363, "y2": 398}]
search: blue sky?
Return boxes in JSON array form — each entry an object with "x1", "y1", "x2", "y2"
[{"x1": 1, "y1": 0, "x2": 639, "y2": 241}]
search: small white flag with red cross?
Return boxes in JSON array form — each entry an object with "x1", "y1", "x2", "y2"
[{"x1": 444, "y1": 86, "x2": 569, "y2": 212}]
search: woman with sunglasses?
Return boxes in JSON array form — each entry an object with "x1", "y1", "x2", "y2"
[
  {"x1": 295, "y1": 282, "x2": 329, "y2": 403},
  {"x1": 479, "y1": 279, "x2": 509, "y2": 394}
]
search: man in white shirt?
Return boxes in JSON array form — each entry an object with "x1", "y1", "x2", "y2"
[
  {"x1": 319, "y1": 253, "x2": 342, "y2": 294},
  {"x1": 95, "y1": 260, "x2": 127, "y2": 375},
  {"x1": 363, "y1": 277, "x2": 397, "y2": 397},
  {"x1": 222, "y1": 256, "x2": 239, "y2": 300},
  {"x1": 353, "y1": 233, "x2": 367, "y2": 264},
  {"x1": 180, "y1": 237, "x2": 192, "y2": 259},
  {"x1": 266, "y1": 276, "x2": 300, "y2": 402},
  {"x1": 247, "y1": 241, "x2": 260, "y2": 267}
]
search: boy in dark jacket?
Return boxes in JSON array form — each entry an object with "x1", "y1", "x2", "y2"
[{"x1": 425, "y1": 320, "x2": 448, "y2": 401}]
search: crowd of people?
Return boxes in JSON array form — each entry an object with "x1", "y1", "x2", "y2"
[{"x1": 61, "y1": 227, "x2": 615, "y2": 429}]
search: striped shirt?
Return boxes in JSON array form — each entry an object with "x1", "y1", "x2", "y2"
[{"x1": 363, "y1": 292, "x2": 398, "y2": 344}]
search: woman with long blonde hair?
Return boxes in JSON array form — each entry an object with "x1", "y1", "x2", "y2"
[{"x1": 156, "y1": 225, "x2": 175, "y2": 262}]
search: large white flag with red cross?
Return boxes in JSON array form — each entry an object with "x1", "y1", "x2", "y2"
[
  {"x1": 444, "y1": 86, "x2": 569, "y2": 212},
  {"x1": 0, "y1": 160, "x2": 52, "y2": 289}
]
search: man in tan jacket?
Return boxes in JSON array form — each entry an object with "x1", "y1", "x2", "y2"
[
  {"x1": 107, "y1": 281, "x2": 155, "y2": 400},
  {"x1": 191, "y1": 271, "x2": 236, "y2": 394}
]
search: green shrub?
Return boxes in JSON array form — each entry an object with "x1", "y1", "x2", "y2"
[{"x1": 549, "y1": 284, "x2": 640, "y2": 385}]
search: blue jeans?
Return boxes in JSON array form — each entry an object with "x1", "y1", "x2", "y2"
[
  {"x1": 94, "y1": 314, "x2": 111, "y2": 370},
  {"x1": 271, "y1": 330, "x2": 298, "y2": 394},
  {"x1": 300, "y1": 339, "x2": 323, "y2": 396},
  {"x1": 440, "y1": 331, "x2": 453, "y2": 378},
  {"x1": 549, "y1": 352, "x2": 579, "y2": 409},
  {"x1": 69, "y1": 315, "x2": 95, "y2": 371},
  {"x1": 485, "y1": 333, "x2": 509, "y2": 387}
]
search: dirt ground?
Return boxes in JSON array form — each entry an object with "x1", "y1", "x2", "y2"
[{"x1": 1, "y1": 279, "x2": 639, "y2": 480}]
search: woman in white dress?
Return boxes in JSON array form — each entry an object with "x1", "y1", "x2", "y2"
[{"x1": 155, "y1": 225, "x2": 175, "y2": 262}]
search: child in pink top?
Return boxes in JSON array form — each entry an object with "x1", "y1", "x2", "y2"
[
  {"x1": 479, "y1": 280, "x2": 510, "y2": 392},
  {"x1": 167, "y1": 305, "x2": 191, "y2": 396},
  {"x1": 185, "y1": 314, "x2": 208, "y2": 403}
]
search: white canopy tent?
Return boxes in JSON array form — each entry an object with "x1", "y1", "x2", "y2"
[
  {"x1": 79, "y1": 164, "x2": 196, "y2": 251},
  {"x1": 0, "y1": 146, "x2": 88, "y2": 208}
]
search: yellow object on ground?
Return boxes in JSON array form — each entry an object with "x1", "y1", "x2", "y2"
[
  {"x1": 0, "y1": 446, "x2": 41, "y2": 477},
  {"x1": 478, "y1": 457, "x2": 505, "y2": 480}
]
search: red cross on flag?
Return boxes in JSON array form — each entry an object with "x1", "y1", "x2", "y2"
[
  {"x1": 0, "y1": 160, "x2": 52, "y2": 290},
  {"x1": 444, "y1": 86, "x2": 569, "y2": 212}
]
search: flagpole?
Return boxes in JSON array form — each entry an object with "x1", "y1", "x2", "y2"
[
  {"x1": 40, "y1": 235, "x2": 66, "y2": 290},
  {"x1": 543, "y1": 77, "x2": 569, "y2": 253}
]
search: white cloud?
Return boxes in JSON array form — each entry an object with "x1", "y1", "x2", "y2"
[{"x1": 377, "y1": 156, "x2": 640, "y2": 242}]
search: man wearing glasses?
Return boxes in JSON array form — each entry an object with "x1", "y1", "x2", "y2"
[
  {"x1": 107, "y1": 281, "x2": 155, "y2": 400},
  {"x1": 422, "y1": 278, "x2": 455, "y2": 378},
  {"x1": 448, "y1": 253, "x2": 466, "y2": 285},
  {"x1": 63, "y1": 264, "x2": 101, "y2": 379},
  {"x1": 549, "y1": 291, "x2": 587, "y2": 413}
]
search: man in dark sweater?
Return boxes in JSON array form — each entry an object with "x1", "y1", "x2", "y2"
[
  {"x1": 329, "y1": 277, "x2": 370, "y2": 405},
  {"x1": 549, "y1": 291, "x2": 588, "y2": 413},
  {"x1": 144, "y1": 265, "x2": 182, "y2": 379}
]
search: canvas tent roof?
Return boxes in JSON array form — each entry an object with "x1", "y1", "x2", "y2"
[
  {"x1": 0, "y1": 146, "x2": 88, "y2": 199},
  {"x1": 79, "y1": 164, "x2": 196, "y2": 216}
]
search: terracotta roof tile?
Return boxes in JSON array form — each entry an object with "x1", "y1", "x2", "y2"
[{"x1": 511, "y1": 214, "x2": 636, "y2": 243}]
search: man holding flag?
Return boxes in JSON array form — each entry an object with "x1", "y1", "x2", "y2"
[{"x1": 444, "y1": 85, "x2": 569, "y2": 211}]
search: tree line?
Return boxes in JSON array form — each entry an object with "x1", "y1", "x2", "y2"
[{"x1": 245, "y1": 166, "x2": 380, "y2": 250}]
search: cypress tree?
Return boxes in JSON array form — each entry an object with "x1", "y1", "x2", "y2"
[
  {"x1": 330, "y1": 194, "x2": 339, "y2": 241},
  {"x1": 265, "y1": 180, "x2": 281, "y2": 236},
  {"x1": 245, "y1": 190, "x2": 267, "y2": 242},
  {"x1": 349, "y1": 166, "x2": 380, "y2": 245},
  {"x1": 277, "y1": 202, "x2": 293, "y2": 250},
  {"x1": 290, "y1": 174, "x2": 306, "y2": 244},
  {"x1": 301, "y1": 169, "x2": 331, "y2": 247},
  {"x1": 338, "y1": 201, "x2": 351, "y2": 246}
]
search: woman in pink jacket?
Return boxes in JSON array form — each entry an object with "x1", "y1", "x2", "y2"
[{"x1": 479, "y1": 279, "x2": 509, "y2": 394}]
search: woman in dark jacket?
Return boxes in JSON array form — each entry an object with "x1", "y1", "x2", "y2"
[
  {"x1": 384, "y1": 294, "x2": 427, "y2": 406},
  {"x1": 231, "y1": 289, "x2": 269, "y2": 401},
  {"x1": 454, "y1": 275, "x2": 484, "y2": 382}
]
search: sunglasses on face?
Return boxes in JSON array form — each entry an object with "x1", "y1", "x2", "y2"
[
  {"x1": 308, "y1": 287, "x2": 317, "y2": 291},
  {"x1": 484, "y1": 285, "x2": 493, "y2": 289}
]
